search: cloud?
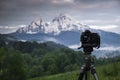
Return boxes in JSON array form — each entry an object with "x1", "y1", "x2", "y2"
[
  {"x1": 89, "y1": 25, "x2": 120, "y2": 34},
  {"x1": 68, "y1": 44, "x2": 120, "y2": 54},
  {"x1": 44, "y1": 37, "x2": 60, "y2": 43},
  {"x1": 0, "y1": 0, "x2": 120, "y2": 34},
  {"x1": 98, "y1": 46, "x2": 120, "y2": 51},
  {"x1": 68, "y1": 43, "x2": 81, "y2": 49},
  {"x1": 90, "y1": 25, "x2": 118, "y2": 30},
  {"x1": 52, "y1": 0, "x2": 74, "y2": 4},
  {"x1": 0, "y1": 27, "x2": 17, "y2": 34},
  {"x1": 0, "y1": 25, "x2": 26, "y2": 34},
  {"x1": 83, "y1": 19, "x2": 119, "y2": 24},
  {"x1": 69, "y1": 43, "x2": 120, "y2": 51},
  {"x1": 0, "y1": 0, "x2": 75, "y2": 25}
]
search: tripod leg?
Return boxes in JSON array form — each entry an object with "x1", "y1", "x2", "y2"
[
  {"x1": 78, "y1": 65, "x2": 86, "y2": 80},
  {"x1": 85, "y1": 70, "x2": 90, "y2": 80},
  {"x1": 91, "y1": 65, "x2": 99, "y2": 80}
]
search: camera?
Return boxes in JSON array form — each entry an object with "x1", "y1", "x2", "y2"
[
  {"x1": 79, "y1": 30, "x2": 100, "y2": 52},
  {"x1": 78, "y1": 30, "x2": 100, "y2": 80}
]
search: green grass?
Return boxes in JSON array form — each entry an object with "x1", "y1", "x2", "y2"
[
  {"x1": 29, "y1": 71, "x2": 79, "y2": 80},
  {"x1": 29, "y1": 62, "x2": 120, "y2": 80}
]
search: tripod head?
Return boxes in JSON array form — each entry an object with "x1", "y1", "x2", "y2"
[{"x1": 78, "y1": 44, "x2": 94, "y2": 54}]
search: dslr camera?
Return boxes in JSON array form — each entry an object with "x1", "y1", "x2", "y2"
[{"x1": 79, "y1": 30, "x2": 100, "y2": 52}]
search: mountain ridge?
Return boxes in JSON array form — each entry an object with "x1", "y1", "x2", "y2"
[
  {"x1": 9, "y1": 13, "x2": 120, "y2": 57},
  {"x1": 16, "y1": 13, "x2": 90, "y2": 35},
  {"x1": 11, "y1": 13, "x2": 120, "y2": 47}
]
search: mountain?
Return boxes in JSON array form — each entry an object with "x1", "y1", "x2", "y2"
[
  {"x1": 10, "y1": 14, "x2": 120, "y2": 57},
  {"x1": 16, "y1": 13, "x2": 90, "y2": 35},
  {"x1": 11, "y1": 13, "x2": 93, "y2": 44},
  {"x1": 11, "y1": 14, "x2": 120, "y2": 46}
]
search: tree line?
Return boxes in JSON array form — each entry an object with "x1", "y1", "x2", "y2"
[
  {"x1": 0, "y1": 34, "x2": 120, "y2": 80},
  {"x1": 0, "y1": 35, "x2": 84, "y2": 79}
]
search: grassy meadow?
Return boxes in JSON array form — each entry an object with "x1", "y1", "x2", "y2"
[{"x1": 29, "y1": 62, "x2": 120, "y2": 80}]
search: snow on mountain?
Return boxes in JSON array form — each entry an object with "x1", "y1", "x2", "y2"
[
  {"x1": 8, "y1": 13, "x2": 120, "y2": 57},
  {"x1": 16, "y1": 13, "x2": 90, "y2": 35},
  {"x1": 51, "y1": 13, "x2": 90, "y2": 32},
  {"x1": 17, "y1": 18, "x2": 45, "y2": 34}
]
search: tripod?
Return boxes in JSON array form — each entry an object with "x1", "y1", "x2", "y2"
[{"x1": 78, "y1": 52, "x2": 99, "y2": 80}]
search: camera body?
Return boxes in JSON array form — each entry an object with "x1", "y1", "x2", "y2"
[{"x1": 80, "y1": 30, "x2": 100, "y2": 52}]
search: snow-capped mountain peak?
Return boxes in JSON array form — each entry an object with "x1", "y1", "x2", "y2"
[
  {"x1": 31, "y1": 18, "x2": 43, "y2": 27},
  {"x1": 16, "y1": 14, "x2": 90, "y2": 35},
  {"x1": 52, "y1": 13, "x2": 73, "y2": 23},
  {"x1": 52, "y1": 13, "x2": 90, "y2": 32}
]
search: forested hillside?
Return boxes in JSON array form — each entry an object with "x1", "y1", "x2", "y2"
[
  {"x1": 0, "y1": 34, "x2": 120, "y2": 80},
  {"x1": 0, "y1": 34, "x2": 84, "y2": 79}
]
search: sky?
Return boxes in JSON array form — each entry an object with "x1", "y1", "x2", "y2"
[{"x1": 0, "y1": 0, "x2": 120, "y2": 34}]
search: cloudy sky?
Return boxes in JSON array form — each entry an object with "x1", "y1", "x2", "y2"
[{"x1": 0, "y1": 0, "x2": 120, "y2": 34}]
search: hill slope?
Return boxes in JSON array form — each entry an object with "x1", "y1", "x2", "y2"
[{"x1": 29, "y1": 62, "x2": 120, "y2": 80}]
